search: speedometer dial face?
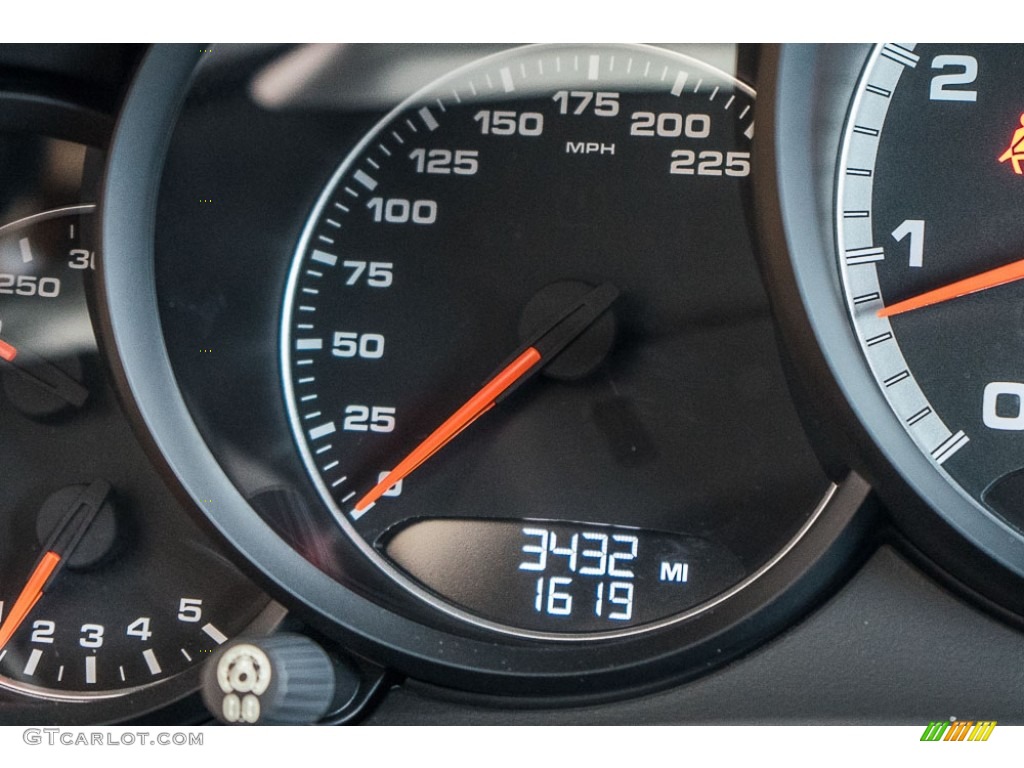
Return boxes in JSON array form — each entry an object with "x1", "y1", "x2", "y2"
[
  {"x1": 283, "y1": 44, "x2": 827, "y2": 638},
  {"x1": 838, "y1": 44, "x2": 1024, "y2": 536}
]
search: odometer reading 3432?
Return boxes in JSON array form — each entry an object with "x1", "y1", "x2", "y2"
[{"x1": 282, "y1": 44, "x2": 824, "y2": 637}]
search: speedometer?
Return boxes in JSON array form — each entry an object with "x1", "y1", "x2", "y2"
[
  {"x1": 281, "y1": 43, "x2": 824, "y2": 637},
  {"x1": 103, "y1": 43, "x2": 857, "y2": 693}
]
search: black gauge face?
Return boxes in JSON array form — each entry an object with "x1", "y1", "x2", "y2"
[
  {"x1": 838, "y1": 44, "x2": 1024, "y2": 537},
  {"x1": 283, "y1": 44, "x2": 827, "y2": 637},
  {"x1": 0, "y1": 203, "x2": 275, "y2": 698}
]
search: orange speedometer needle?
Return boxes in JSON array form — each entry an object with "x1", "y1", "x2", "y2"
[
  {"x1": 877, "y1": 257, "x2": 1024, "y2": 318},
  {"x1": 0, "y1": 479, "x2": 111, "y2": 651},
  {"x1": 353, "y1": 282, "x2": 620, "y2": 514},
  {"x1": 353, "y1": 348, "x2": 540, "y2": 513}
]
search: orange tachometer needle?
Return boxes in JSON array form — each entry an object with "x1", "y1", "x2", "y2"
[
  {"x1": 353, "y1": 282, "x2": 620, "y2": 514},
  {"x1": 0, "y1": 479, "x2": 111, "y2": 651},
  {"x1": 877, "y1": 257, "x2": 1024, "y2": 318}
]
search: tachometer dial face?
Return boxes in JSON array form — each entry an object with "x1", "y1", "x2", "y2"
[
  {"x1": 283, "y1": 44, "x2": 828, "y2": 638},
  {"x1": 0, "y1": 204, "x2": 276, "y2": 699},
  {"x1": 838, "y1": 44, "x2": 1024, "y2": 537}
]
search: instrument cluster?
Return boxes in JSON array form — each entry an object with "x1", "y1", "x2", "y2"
[{"x1": 0, "y1": 43, "x2": 1021, "y2": 725}]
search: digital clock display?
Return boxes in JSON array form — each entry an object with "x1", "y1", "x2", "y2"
[{"x1": 383, "y1": 518, "x2": 745, "y2": 634}]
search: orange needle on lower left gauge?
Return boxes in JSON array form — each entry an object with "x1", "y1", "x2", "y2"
[
  {"x1": 0, "y1": 551, "x2": 60, "y2": 650},
  {"x1": 0, "y1": 479, "x2": 111, "y2": 651}
]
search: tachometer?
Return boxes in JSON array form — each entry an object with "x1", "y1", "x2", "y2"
[
  {"x1": 837, "y1": 45, "x2": 1024, "y2": 547},
  {"x1": 762, "y1": 43, "x2": 1024, "y2": 616},
  {"x1": 103, "y1": 43, "x2": 863, "y2": 694}
]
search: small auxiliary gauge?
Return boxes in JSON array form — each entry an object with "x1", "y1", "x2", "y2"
[{"x1": 0, "y1": 134, "x2": 279, "y2": 719}]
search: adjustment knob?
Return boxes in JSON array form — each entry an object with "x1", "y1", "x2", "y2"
[{"x1": 201, "y1": 633, "x2": 335, "y2": 725}]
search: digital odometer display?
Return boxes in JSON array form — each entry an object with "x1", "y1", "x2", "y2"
[
  {"x1": 385, "y1": 520, "x2": 743, "y2": 632},
  {"x1": 282, "y1": 44, "x2": 828, "y2": 637}
]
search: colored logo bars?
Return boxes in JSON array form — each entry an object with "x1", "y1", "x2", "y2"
[{"x1": 920, "y1": 720, "x2": 996, "y2": 742}]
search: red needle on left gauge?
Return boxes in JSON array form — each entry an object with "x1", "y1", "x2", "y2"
[
  {"x1": 0, "y1": 335, "x2": 88, "y2": 407},
  {"x1": 877, "y1": 257, "x2": 1024, "y2": 318},
  {"x1": 0, "y1": 480, "x2": 111, "y2": 650},
  {"x1": 352, "y1": 282, "x2": 620, "y2": 514},
  {"x1": 0, "y1": 338, "x2": 16, "y2": 362}
]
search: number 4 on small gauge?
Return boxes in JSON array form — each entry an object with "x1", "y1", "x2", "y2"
[
  {"x1": 892, "y1": 219, "x2": 925, "y2": 268},
  {"x1": 127, "y1": 617, "x2": 153, "y2": 641}
]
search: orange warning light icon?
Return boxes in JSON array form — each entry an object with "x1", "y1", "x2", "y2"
[{"x1": 998, "y1": 114, "x2": 1024, "y2": 174}]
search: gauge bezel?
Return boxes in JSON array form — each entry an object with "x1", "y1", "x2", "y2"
[
  {"x1": 756, "y1": 44, "x2": 1024, "y2": 618},
  {"x1": 99, "y1": 43, "x2": 872, "y2": 699}
]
